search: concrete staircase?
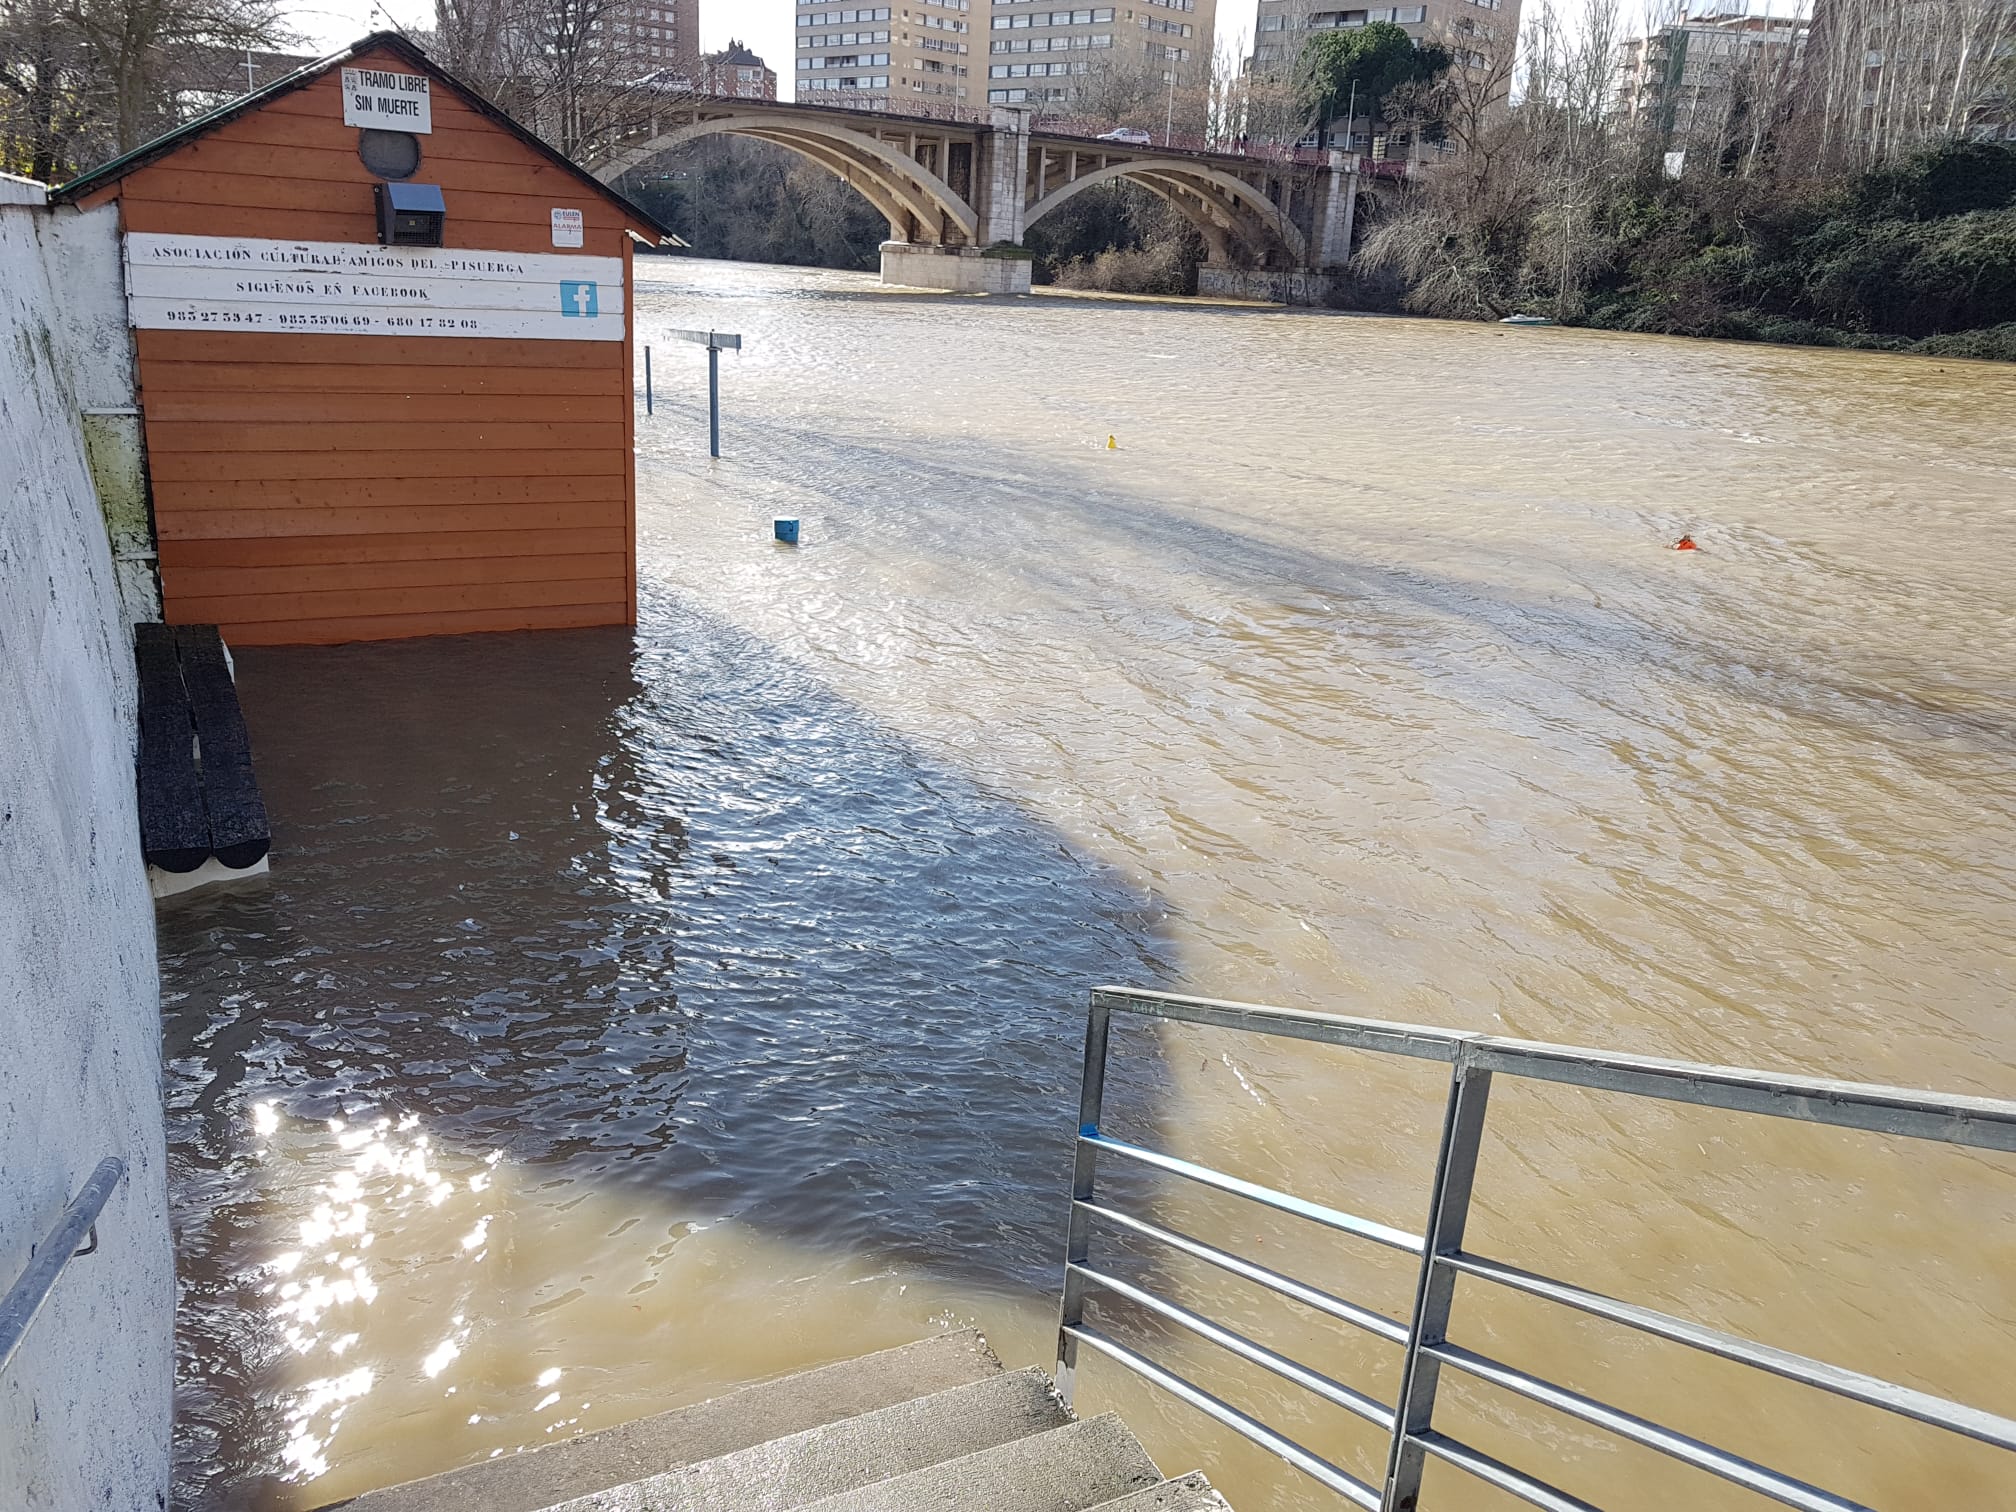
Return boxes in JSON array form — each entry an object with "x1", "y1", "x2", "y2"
[{"x1": 322, "y1": 1331, "x2": 1227, "y2": 1512}]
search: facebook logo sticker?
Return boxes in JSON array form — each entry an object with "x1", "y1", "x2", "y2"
[{"x1": 560, "y1": 281, "x2": 599, "y2": 317}]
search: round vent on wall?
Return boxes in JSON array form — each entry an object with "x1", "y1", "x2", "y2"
[{"x1": 358, "y1": 128, "x2": 422, "y2": 180}]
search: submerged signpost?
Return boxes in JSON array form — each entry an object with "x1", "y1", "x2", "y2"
[{"x1": 668, "y1": 328, "x2": 744, "y2": 458}]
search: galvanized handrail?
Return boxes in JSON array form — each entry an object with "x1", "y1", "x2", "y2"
[
  {"x1": 1053, "y1": 987, "x2": 2016, "y2": 1512},
  {"x1": 0, "y1": 1158, "x2": 126, "y2": 1377}
]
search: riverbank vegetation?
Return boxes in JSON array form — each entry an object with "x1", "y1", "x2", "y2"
[
  {"x1": 1025, "y1": 1, "x2": 2016, "y2": 356},
  {"x1": 1370, "y1": 129, "x2": 2016, "y2": 356},
  {"x1": 1356, "y1": 0, "x2": 2016, "y2": 357}
]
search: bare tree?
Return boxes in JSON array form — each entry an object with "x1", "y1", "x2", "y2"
[
  {"x1": 433, "y1": 0, "x2": 511, "y2": 102},
  {"x1": 1, "y1": 0, "x2": 288, "y2": 177},
  {"x1": 1225, "y1": 1, "x2": 1328, "y2": 146},
  {"x1": 1519, "y1": 0, "x2": 1629, "y2": 315},
  {"x1": 1361, "y1": 0, "x2": 1630, "y2": 320},
  {"x1": 1226, "y1": 52, "x2": 1309, "y2": 146},
  {"x1": 1790, "y1": 0, "x2": 2016, "y2": 175},
  {"x1": 0, "y1": 0, "x2": 78, "y2": 177},
  {"x1": 1382, "y1": 11, "x2": 1518, "y2": 171},
  {"x1": 426, "y1": 0, "x2": 693, "y2": 166},
  {"x1": 61, "y1": 0, "x2": 289, "y2": 156},
  {"x1": 1204, "y1": 31, "x2": 1248, "y2": 145},
  {"x1": 1072, "y1": 46, "x2": 1214, "y2": 143}
]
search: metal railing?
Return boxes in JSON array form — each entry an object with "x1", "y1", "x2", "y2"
[
  {"x1": 0, "y1": 1158, "x2": 126, "y2": 1377},
  {"x1": 1053, "y1": 988, "x2": 2016, "y2": 1512}
]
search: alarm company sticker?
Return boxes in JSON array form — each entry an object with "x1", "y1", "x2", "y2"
[{"x1": 551, "y1": 208, "x2": 585, "y2": 248}]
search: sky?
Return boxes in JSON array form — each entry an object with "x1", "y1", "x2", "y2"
[{"x1": 294, "y1": 1, "x2": 798, "y2": 99}]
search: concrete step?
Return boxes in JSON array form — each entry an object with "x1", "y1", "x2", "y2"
[
  {"x1": 789, "y1": 1413, "x2": 1164, "y2": 1512},
  {"x1": 1086, "y1": 1471, "x2": 1231, "y2": 1511},
  {"x1": 322, "y1": 1330, "x2": 1003, "y2": 1512},
  {"x1": 547, "y1": 1366, "x2": 1072, "y2": 1512}
]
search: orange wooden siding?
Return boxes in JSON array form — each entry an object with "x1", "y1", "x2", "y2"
[{"x1": 91, "y1": 45, "x2": 642, "y2": 646}]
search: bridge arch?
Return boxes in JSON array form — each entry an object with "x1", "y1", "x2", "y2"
[
  {"x1": 733, "y1": 129, "x2": 918, "y2": 238},
  {"x1": 1024, "y1": 158, "x2": 1307, "y2": 269},
  {"x1": 1124, "y1": 174, "x2": 1232, "y2": 267},
  {"x1": 599, "y1": 112, "x2": 980, "y2": 246}
]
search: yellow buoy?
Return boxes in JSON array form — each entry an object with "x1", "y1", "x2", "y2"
[{"x1": 1107, "y1": 435, "x2": 1118, "y2": 450}]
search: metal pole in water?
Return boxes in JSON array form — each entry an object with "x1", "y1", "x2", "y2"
[
  {"x1": 644, "y1": 345, "x2": 652, "y2": 416},
  {"x1": 667, "y1": 329, "x2": 741, "y2": 460},
  {"x1": 708, "y1": 340, "x2": 721, "y2": 459}
]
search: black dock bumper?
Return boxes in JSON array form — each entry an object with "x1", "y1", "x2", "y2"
[{"x1": 135, "y1": 623, "x2": 270, "y2": 878}]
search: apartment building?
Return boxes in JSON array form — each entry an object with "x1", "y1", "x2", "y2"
[
  {"x1": 619, "y1": 0, "x2": 702, "y2": 67},
  {"x1": 700, "y1": 41, "x2": 780, "y2": 99},
  {"x1": 984, "y1": 0, "x2": 1220, "y2": 107},
  {"x1": 1250, "y1": 0, "x2": 1515, "y2": 74},
  {"x1": 796, "y1": 0, "x2": 979, "y2": 112},
  {"x1": 793, "y1": 0, "x2": 1217, "y2": 115},
  {"x1": 1615, "y1": 8, "x2": 1805, "y2": 148},
  {"x1": 488, "y1": 0, "x2": 696, "y2": 75}
]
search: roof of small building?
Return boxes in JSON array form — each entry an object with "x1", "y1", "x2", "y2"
[
  {"x1": 707, "y1": 41, "x2": 769, "y2": 69},
  {"x1": 52, "y1": 31, "x2": 671, "y2": 242}
]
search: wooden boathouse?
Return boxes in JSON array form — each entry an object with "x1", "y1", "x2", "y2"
[{"x1": 54, "y1": 33, "x2": 667, "y2": 646}]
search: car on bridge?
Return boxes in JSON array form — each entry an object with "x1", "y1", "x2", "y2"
[{"x1": 1094, "y1": 127, "x2": 1153, "y2": 147}]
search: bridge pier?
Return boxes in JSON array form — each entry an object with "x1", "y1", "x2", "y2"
[
  {"x1": 1310, "y1": 152, "x2": 1360, "y2": 270},
  {"x1": 973, "y1": 108, "x2": 1032, "y2": 248},
  {"x1": 880, "y1": 242, "x2": 1033, "y2": 295},
  {"x1": 877, "y1": 108, "x2": 1036, "y2": 296},
  {"x1": 1195, "y1": 152, "x2": 1359, "y2": 306}
]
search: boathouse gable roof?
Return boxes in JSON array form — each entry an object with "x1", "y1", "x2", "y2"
[{"x1": 51, "y1": 31, "x2": 669, "y2": 243}]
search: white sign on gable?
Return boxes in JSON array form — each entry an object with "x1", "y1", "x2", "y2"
[
  {"x1": 341, "y1": 67, "x2": 433, "y2": 134},
  {"x1": 551, "y1": 208, "x2": 584, "y2": 248},
  {"x1": 123, "y1": 234, "x2": 624, "y2": 341}
]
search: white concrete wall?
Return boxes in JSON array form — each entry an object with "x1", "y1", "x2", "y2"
[
  {"x1": 40, "y1": 201, "x2": 137, "y2": 411},
  {"x1": 42, "y1": 200, "x2": 159, "y2": 623},
  {"x1": 0, "y1": 174, "x2": 173, "y2": 1512}
]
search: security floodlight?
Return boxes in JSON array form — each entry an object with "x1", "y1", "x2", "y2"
[{"x1": 375, "y1": 181, "x2": 446, "y2": 246}]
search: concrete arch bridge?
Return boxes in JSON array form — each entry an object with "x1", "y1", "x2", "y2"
[{"x1": 595, "y1": 100, "x2": 1364, "y2": 298}]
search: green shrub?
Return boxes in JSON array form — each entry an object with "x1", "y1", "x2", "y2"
[
  {"x1": 1745, "y1": 320, "x2": 1904, "y2": 351},
  {"x1": 1755, "y1": 319, "x2": 1846, "y2": 348},
  {"x1": 1794, "y1": 207, "x2": 2016, "y2": 337},
  {"x1": 1913, "y1": 322, "x2": 2016, "y2": 361},
  {"x1": 1852, "y1": 140, "x2": 2016, "y2": 221}
]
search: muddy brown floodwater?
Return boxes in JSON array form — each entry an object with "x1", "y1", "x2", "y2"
[{"x1": 158, "y1": 261, "x2": 2016, "y2": 1512}]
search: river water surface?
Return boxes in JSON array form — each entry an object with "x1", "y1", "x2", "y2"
[{"x1": 160, "y1": 262, "x2": 2016, "y2": 1511}]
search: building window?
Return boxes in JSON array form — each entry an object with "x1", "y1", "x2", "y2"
[
  {"x1": 991, "y1": 7, "x2": 1114, "y2": 27},
  {"x1": 797, "y1": 7, "x2": 891, "y2": 25}
]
